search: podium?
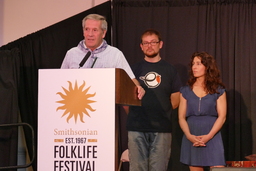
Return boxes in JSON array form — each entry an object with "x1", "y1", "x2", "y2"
[{"x1": 38, "y1": 68, "x2": 141, "y2": 171}]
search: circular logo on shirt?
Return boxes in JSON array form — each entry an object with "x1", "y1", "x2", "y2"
[{"x1": 139, "y1": 72, "x2": 161, "y2": 88}]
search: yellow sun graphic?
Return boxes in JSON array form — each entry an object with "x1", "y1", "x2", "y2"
[{"x1": 56, "y1": 80, "x2": 96, "y2": 123}]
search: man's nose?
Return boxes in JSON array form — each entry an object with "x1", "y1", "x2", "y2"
[{"x1": 88, "y1": 30, "x2": 93, "y2": 36}]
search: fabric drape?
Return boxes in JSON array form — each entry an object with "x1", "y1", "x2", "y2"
[
  {"x1": 0, "y1": 49, "x2": 20, "y2": 170},
  {"x1": 113, "y1": 0, "x2": 256, "y2": 170}
]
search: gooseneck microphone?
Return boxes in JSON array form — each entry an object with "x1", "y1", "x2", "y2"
[{"x1": 79, "y1": 51, "x2": 91, "y2": 68}]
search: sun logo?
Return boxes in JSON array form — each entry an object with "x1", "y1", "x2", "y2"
[{"x1": 56, "y1": 81, "x2": 96, "y2": 123}]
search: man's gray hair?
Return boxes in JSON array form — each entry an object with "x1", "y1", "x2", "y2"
[{"x1": 82, "y1": 14, "x2": 108, "y2": 31}]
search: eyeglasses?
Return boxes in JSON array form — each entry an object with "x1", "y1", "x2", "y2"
[{"x1": 141, "y1": 41, "x2": 160, "y2": 47}]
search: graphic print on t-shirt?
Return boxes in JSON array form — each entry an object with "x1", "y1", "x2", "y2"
[{"x1": 139, "y1": 72, "x2": 161, "y2": 88}]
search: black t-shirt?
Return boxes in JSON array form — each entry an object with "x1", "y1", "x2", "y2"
[{"x1": 126, "y1": 59, "x2": 182, "y2": 132}]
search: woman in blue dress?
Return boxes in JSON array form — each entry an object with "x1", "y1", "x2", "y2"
[{"x1": 179, "y1": 52, "x2": 227, "y2": 171}]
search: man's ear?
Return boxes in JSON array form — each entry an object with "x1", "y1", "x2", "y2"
[
  {"x1": 140, "y1": 43, "x2": 143, "y2": 50},
  {"x1": 102, "y1": 30, "x2": 107, "y2": 38},
  {"x1": 159, "y1": 41, "x2": 163, "y2": 49}
]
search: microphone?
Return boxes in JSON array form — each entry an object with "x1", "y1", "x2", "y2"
[
  {"x1": 79, "y1": 51, "x2": 91, "y2": 68},
  {"x1": 91, "y1": 57, "x2": 98, "y2": 68}
]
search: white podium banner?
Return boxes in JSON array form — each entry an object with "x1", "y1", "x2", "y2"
[{"x1": 38, "y1": 68, "x2": 116, "y2": 171}]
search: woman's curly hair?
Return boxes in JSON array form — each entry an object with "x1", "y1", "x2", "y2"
[{"x1": 188, "y1": 52, "x2": 225, "y2": 94}]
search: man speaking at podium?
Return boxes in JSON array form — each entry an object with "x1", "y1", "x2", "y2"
[{"x1": 61, "y1": 14, "x2": 144, "y2": 100}]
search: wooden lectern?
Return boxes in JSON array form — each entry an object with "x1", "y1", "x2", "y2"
[
  {"x1": 115, "y1": 68, "x2": 141, "y2": 106},
  {"x1": 115, "y1": 69, "x2": 141, "y2": 170},
  {"x1": 38, "y1": 68, "x2": 141, "y2": 171}
]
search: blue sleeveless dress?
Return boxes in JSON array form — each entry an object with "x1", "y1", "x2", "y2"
[{"x1": 180, "y1": 86, "x2": 226, "y2": 166}]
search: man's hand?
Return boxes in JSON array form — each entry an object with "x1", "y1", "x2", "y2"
[
  {"x1": 132, "y1": 78, "x2": 145, "y2": 100},
  {"x1": 136, "y1": 85, "x2": 145, "y2": 100}
]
